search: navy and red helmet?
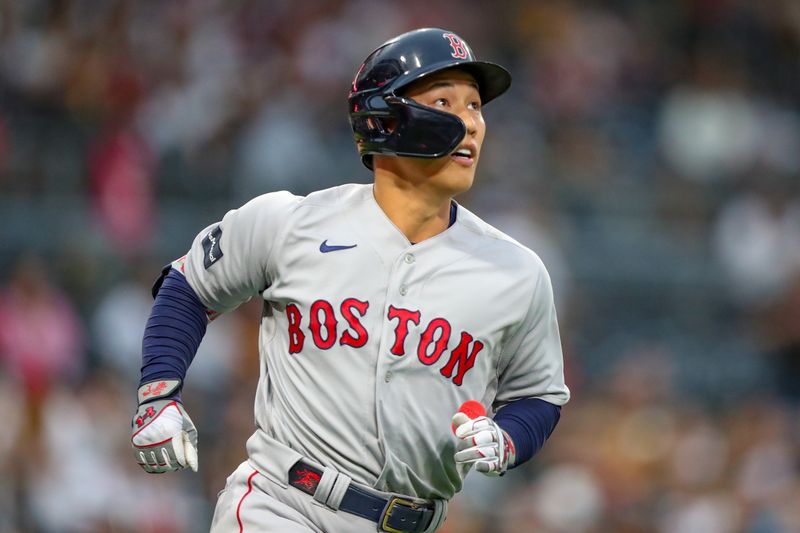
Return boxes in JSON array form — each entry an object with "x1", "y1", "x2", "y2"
[{"x1": 348, "y1": 28, "x2": 512, "y2": 170}]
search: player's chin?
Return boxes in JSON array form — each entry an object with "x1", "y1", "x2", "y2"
[{"x1": 443, "y1": 158, "x2": 478, "y2": 192}]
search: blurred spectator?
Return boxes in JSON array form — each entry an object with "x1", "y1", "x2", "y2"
[
  {"x1": 234, "y1": 90, "x2": 341, "y2": 196},
  {"x1": 88, "y1": 124, "x2": 156, "y2": 257},
  {"x1": 135, "y1": 7, "x2": 242, "y2": 156},
  {"x1": 658, "y1": 85, "x2": 759, "y2": 183},
  {"x1": 526, "y1": 464, "x2": 605, "y2": 533},
  {"x1": 713, "y1": 183, "x2": 800, "y2": 309},
  {"x1": 658, "y1": 46, "x2": 800, "y2": 184},
  {"x1": 91, "y1": 263, "x2": 158, "y2": 376},
  {"x1": 658, "y1": 493, "x2": 742, "y2": 533},
  {"x1": 0, "y1": 254, "x2": 85, "y2": 399},
  {"x1": 0, "y1": 0, "x2": 73, "y2": 99}
]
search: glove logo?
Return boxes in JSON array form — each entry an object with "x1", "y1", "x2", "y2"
[
  {"x1": 135, "y1": 406, "x2": 157, "y2": 428},
  {"x1": 142, "y1": 381, "x2": 168, "y2": 398},
  {"x1": 443, "y1": 33, "x2": 469, "y2": 59}
]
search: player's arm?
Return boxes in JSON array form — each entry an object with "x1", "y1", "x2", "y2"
[
  {"x1": 131, "y1": 191, "x2": 299, "y2": 474},
  {"x1": 131, "y1": 268, "x2": 205, "y2": 473},
  {"x1": 452, "y1": 257, "x2": 569, "y2": 476}
]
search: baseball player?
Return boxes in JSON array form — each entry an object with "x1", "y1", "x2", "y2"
[{"x1": 132, "y1": 28, "x2": 569, "y2": 533}]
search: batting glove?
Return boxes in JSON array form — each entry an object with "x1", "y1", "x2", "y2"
[
  {"x1": 452, "y1": 412, "x2": 516, "y2": 476},
  {"x1": 131, "y1": 380, "x2": 198, "y2": 474}
]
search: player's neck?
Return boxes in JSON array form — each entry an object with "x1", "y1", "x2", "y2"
[{"x1": 372, "y1": 173, "x2": 452, "y2": 244}]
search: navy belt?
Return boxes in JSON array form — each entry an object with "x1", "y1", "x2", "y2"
[{"x1": 288, "y1": 461, "x2": 435, "y2": 533}]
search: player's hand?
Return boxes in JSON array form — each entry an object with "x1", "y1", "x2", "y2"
[
  {"x1": 452, "y1": 412, "x2": 516, "y2": 476},
  {"x1": 131, "y1": 382, "x2": 198, "y2": 474}
]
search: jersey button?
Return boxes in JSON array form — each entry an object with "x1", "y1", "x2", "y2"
[
  {"x1": 385, "y1": 371, "x2": 392, "y2": 382},
  {"x1": 399, "y1": 285, "x2": 408, "y2": 296},
  {"x1": 404, "y1": 254, "x2": 415, "y2": 264}
]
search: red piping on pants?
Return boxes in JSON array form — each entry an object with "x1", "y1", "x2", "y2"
[{"x1": 237, "y1": 469, "x2": 259, "y2": 532}]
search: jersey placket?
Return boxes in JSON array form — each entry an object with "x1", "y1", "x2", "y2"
[
  {"x1": 371, "y1": 245, "x2": 425, "y2": 472},
  {"x1": 382, "y1": 249, "x2": 418, "y2": 380}
]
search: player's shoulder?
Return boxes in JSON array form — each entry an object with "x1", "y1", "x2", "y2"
[
  {"x1": 297, "y1": 182, "x2": 372, "y2": 209},
  {"x1": 455, "y1": 205, "x2": 549, "y2": 274},
  {"x1": 241, "y1": 188, "x2": 303, "y2": 213},
  {"x1": 241, "y1": 183, "x2": 369, "y2": 216}
]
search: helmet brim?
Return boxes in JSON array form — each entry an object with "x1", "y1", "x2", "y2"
[{"x1": 394, "y1": 60, "x2": 511, "y2": 105}]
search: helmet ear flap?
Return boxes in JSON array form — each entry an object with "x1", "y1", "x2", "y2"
[
  {"x1": 352, "y1": 95, "x2": 466, "y2": 163},
  {"x1": 367, "y1": 116, "x2": 398, "y2": 135},
  {"x1": 366, "y1": 117, "x2": 378, "y2": 131}
]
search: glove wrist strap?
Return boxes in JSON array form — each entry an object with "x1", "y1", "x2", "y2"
[
  {"x1": 502, "y1": 429, "x2": 517, "y2": 470},
  {"x1": 137, "y1": 379, "x2": 182, "y2": 404}
]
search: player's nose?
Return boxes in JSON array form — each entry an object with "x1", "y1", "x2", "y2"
[{"x1": 459, "y1": 108, "x2": 478, "y2": 137}]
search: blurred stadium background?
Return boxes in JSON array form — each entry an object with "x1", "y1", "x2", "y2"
[{"x1": 1, "y1": 0, "x2": 799, "y2": 531}]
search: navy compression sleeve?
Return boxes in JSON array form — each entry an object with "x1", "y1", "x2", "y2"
[
  {"x1": 139, "y1": 268, "x2": 208, "y2": 392},
  {"x1": 494, "y1": 398, "x2": 561, "y2": 468}
]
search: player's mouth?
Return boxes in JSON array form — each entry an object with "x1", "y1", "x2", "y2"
[{"x1": 451, "y1": 142, "x2": 477, "y2": 167}]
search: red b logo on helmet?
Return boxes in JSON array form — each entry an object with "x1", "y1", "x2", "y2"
[{"x1": 443, "y1": 33, "x2": 468, "y2": 59}]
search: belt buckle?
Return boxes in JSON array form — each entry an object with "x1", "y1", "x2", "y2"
[{"x1": 381, "y1": 496, "x2": 421, "y2": 533}]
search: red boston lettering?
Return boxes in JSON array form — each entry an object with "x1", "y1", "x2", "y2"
[
  {"x1": 340, "y1": 298, "x2": 369, "y2": 348},
  {"x1": 417, "y1": 318, "x2": 451, "y2": 365},
  {"x1": 387, "y1": 305, "x2": 421, "y2": 356},
  {"x1": 286, "y1": 304, "x2": 305, "y2": 354},
  {"x1": 309, "y1": 300, "x2": 337, "y2": 350},
  {"x1": 285, "y1": 298, "x2": 484, "y2": 387},
  {"x1": 440, "y1": 331, "x2": 484, "y2": 386}
]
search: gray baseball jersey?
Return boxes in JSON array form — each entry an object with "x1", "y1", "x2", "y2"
[{"x1": 177, "y1": 183, "x2": 569, "y2": 500}]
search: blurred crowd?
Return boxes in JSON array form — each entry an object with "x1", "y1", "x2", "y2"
[{"x1": 0, "y1": 0, "x2": 799, "y2": 531}]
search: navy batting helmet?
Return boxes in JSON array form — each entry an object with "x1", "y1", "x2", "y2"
[{"x1": 348, "y1": 28, "x2": 511, "y2": 170}]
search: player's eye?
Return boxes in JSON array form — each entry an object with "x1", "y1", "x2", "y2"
[
  {"x1": 434, "y1": 97, "x2": 449, "y2": 107},
  {"x1": 468, "y1": 100, "x2": 481, "y2": 111}
]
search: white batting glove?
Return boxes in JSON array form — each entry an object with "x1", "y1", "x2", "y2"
[
  {"x1": 452, "y1": 412, "x2": 516, "y2": 476},
  {"x1": 131, "y1": 380, "x2": 198, "y2": 474}
]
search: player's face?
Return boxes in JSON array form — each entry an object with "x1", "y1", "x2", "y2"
[{"x1": 381, "y1": 70, "x2": 486, "y2": 195}]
